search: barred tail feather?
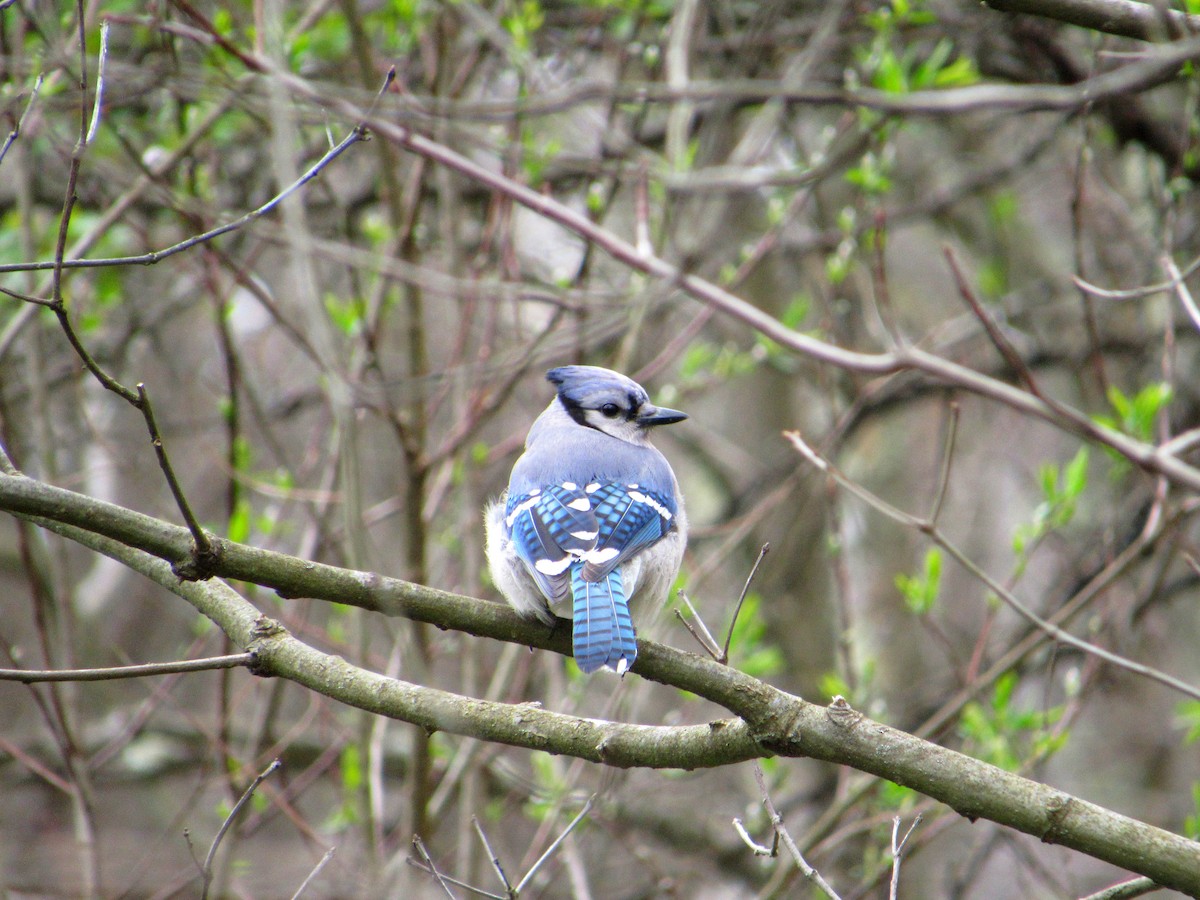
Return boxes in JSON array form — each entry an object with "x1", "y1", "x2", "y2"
[{"x1": 570, "y1": 565, "x2": 637, "y2": 674}]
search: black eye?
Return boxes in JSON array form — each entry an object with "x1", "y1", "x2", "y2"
[{"x1": 600, "y1": 403, "x2": 621, "y2": 418}]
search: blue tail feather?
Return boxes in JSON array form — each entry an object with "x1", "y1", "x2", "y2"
[{"x1": 571, "y1": 565, "x2": 637, "y2": 674}]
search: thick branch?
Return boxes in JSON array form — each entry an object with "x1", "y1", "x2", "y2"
[
  {"x1": 41, "y1": 516, "x2": 761, "y2": 771},
  {"x1": 2, "y1": 471, "x2": 1199, "y2": 894},
  {"x1": 984, "y1": 0, "x2": 1200, "y2": 42}
]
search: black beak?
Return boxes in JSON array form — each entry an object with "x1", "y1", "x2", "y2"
[{"x1": 637, "y1": 404, "x2": 687, "y2": 427}]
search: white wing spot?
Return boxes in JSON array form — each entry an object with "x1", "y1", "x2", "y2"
[
  {"x1": 505, "y1": 495, "x2": 541, "y2": 528},
  {"x1": 570, "y1": 530, "x2": 598, "y2": 541},
  {"x1": 583, "y1": 547, "x2": 620, "y2": 565},
  {"x1": 535, "y1": 557, "x2": 572, "y2": 576},
  {"x1": 627, "y1": 483, "x2": 640, "y2": 489},
  {"x1": 585, "y1": 483, "x2": 601, "y2": 493},
  {"x1": 567, "y1": 497, "x2": 591, "y2": 511},
  {"x1": 561, "y1": 481, "x2": 578, "y2": 491},
  {"x1": 629, "y1": 490, "x2": 672, "y2": 521}
]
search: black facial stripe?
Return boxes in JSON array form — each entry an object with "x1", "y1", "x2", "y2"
[
  {"x1": 626, "y1": 391, "x2": 640, "y2": 420},
  {"x1": 560, "y1": 396, "x2": 591, "y2": 428},
  {"x1": 561, "y1": 397, "x2": 622, "y2": 435},
  {"x1": 559, "y1": 395, "x2": 642, "y2": 431}
]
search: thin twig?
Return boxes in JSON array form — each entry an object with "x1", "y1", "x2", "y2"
[
  {"x1": 50, "y1": 296, "x2": 139, "y2": 401},
  {"x1": 85, "y1": 21, "x2": 110, "y2": 146},
  {"x1": 0, "y1": 126, "x2": 367, "y2": 276},
  {"x1": 753, "y1": 763, "x2": 842, "y2": 900},
  {"x1": 1077, "y1": 875, "x2": 1163, "y2": 900},
  {"x1": 365, "y1": 65, "x2": 397, "y2": 121},
  {"x1": 1159, "y1": 426, "x2": 1200, "y2": 458},
  {"x1": 0, "y1": 733, "x2": 71, "y2": 793},
  {"x1": 937, "y1": 534, "x2": 1200, "y2": 702},
  {"x1": 514, "y1": 794, "x2": 595, "y2": 894},
  {"x1": 472, "y1": 815, "x2": 515, "y2": 897},
  {"x1": 200, "y1": 759, "x2": 282, "y2": 900},
  {"x1": 786, "y1": 431, "x2": 920, "y2": 526},
  {"x1": 45, "y1": 71, "x2": 143, "y2": 407},
  {"x1": 674, "y1": 590, "x2": 723, "y2": 659},
  {"x1": 0, "y1": 284, "x2": 55, "y2": 307},
  {"x1": 1163, "y1": 255, "x2": 1200, "y2": 334},
  {"x1": 928, "y1": 402, "x2": 960, "y2": 527},
  {"x1": 183, "y1": 828, "x2": 203, "y2": 871},
  {"x1": 1074, "y1": 250, "x2": 1200, "y2": 300},
  {"x1": 889, "y1": 814, "x2": 922, "y2": 900},
  {"x1": 406, "y1": 858, "x2": 506, "y2": 900},
  {"x1": 722, "y1": 543, "x2": 770, "y2": 663},
  {"x1": 289, "y1": 847, "x2": 336, "y2": 900},
  {"x1": 167, "y1": 0, "x2": 268, "y2": 72},
  {"x1": 150, "y1": 58, "x2": 1200, "y2": 507},
  {"x1": 412, "y1": 835, "x2": 460, "y2": 899},
  {"x1": 943, "y1": 245, "x2": 1042, "y2": 397},
  {"x1": 136, "y1": 383, "x2": 215, "y2": 570},
  {"x1": 0, "y1": 73, "x2": 44, "y2": 170},
  {"x1": 0, "y1": 652, "x2": 253, "y2": 683},
  {"x1": 732, "y1": 817, "x2": 776, "y2": 856}
]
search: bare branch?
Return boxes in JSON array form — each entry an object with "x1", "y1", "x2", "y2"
[
  {"x1": 135, "y1": 383, "x2": 215, "y2": 574},
  {"x1": 200, "y1": 759, "x2": 282, "y2": 900},
  {"x1": 471, "y1": 816, "x2": 515, "y2": 897},
  {"x1": 1163, "y1": 255, "x2": 1200, "y2": 335},
  {"x1": 753, "y1": 763, "x2": 842, "y2": 900},
  {"x1": 0, "y1": 284, "x2": 56, "y2": 307},
  {"x1": 413, "y1": 835, "x2": 460, "y2": 900},
  {"x1": 890, "y1": 815, "x2": 922, "y2": 900},
  {"x1": 674, "y1": 590, "x2": 723, "y2": 660},
  {"x1": 0, "y1": 653, "x2": 253, "y2": 683},
  {"x1": 289, "y1": 847, "x2": 336, "y2": 900},
  {"x1": 1074, "y1": 249, "x2": 1200, "y2": 300},
  {"x1": 1077, "y1": 876, "x2": 1163, "y2": 900},
  {"x1": 84, "y1": 21, "x2": 110, "y2": 146},
  {"x1": 928, "y1": 402, "x2": 960, "y2": 527},
  {"x1": 943, "y1": 245, "x2": 1043, "y2": 397},
  {"x1": 0, "y1": 125, "x2": 368, "y2": 277},
  {"x1": 722, "y1": 543, "x2": 770, "y2": 664},
  {"x1": 983, "y1": 0, "x2": 1200, "y2": 42},
  {"x1": 0, "y1": 73, "x2": 43, "y2": 170},
  {"x1": 732, "y1": 817, "x2": 776, "y2": 857},
  {"x1": 514, "y1": 794, "x2": 595, "y2": 894}
]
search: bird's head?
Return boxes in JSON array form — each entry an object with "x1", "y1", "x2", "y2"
[{"x1": 547, "y1": 365, "x2": 686, "y2": 444}]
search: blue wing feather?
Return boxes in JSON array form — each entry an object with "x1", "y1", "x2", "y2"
[
  {"x1": 580, "y1": 483, "x2": 675, "y2": 581},
  {"x1": 506, "y1": 483, "x2": 599, "y2": 603},
  {"x1": 503, "y1": 480, "x2": 675, "y2": 673}
]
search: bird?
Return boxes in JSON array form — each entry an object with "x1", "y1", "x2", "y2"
[{"x1": 485, "y1": 365, "x2": 687, "y2": 674}]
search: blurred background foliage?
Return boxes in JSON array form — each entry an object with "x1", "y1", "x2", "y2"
[{"x1": 1, "y1": 0, "x2": 1200, "y2": 896}]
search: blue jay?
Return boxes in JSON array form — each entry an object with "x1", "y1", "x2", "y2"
[{"x1": 486, "y1": 365, "x2": 687, "y2": 674}]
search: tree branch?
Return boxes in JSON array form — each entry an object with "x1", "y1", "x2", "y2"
[
  {"x1": 1, "y1": 470, "x2": 1199, "y2": 894},
  {"x1": 0, "y1": 653, "x2": 253, "y2": 683},
  {"x1": 983, "y1": 0, "x2": 1200, "y2": 42}
]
